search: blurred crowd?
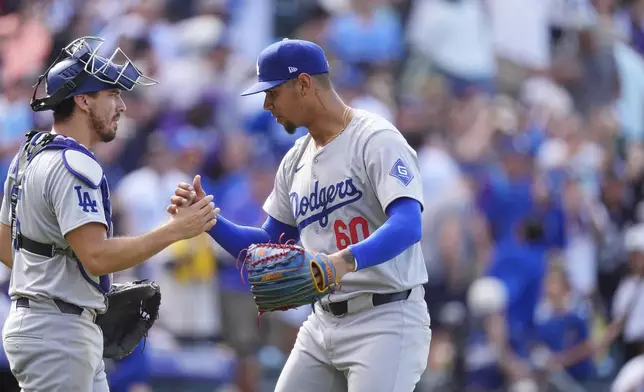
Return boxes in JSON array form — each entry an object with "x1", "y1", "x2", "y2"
[{"x1": 2, "y1": 0, "x2": 644, "y2": 391}]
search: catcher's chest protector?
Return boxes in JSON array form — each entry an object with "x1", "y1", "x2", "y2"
[
  {"x1": 9, "y1": 131, "x2": 113, "y2": 294},
  {"x1": 6, "y1": 131, "x2": 157, "y2": 361}
]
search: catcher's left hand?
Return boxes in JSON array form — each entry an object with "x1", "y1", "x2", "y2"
[
  {"x1": 96, "y1": 279, "x2": 161, "y2": 360},
  {"x1": 243, "y1": 243, "x2": 339, "y2": 313}
]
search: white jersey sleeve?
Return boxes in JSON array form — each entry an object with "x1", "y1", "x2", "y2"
[
  {"x1": 46, "y1": 156, "x2": 108, "y2": 237},
  {"x1": 362, "y1": 129, "x2": 424, "y2": 212}
]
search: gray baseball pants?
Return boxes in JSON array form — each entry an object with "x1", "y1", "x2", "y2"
[
  {"x1": 274, "y1": 285, "x2": 432, "y2": 392},
  {"x1": 2, "y1": 298, "x2": 108, "y2": 392}
]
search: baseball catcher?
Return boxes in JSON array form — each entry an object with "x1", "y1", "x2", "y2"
[
  {"x1": 242, "y1": 242, "x2": 339, "y2": 313},
  {"x1": 0, "y1": 35, "x2": 217, "y2": 391}
]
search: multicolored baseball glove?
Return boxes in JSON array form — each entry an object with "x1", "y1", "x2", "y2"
[
  {"x1": 243, "y1": 243, "x2": 339, "y2": 313},
  {"x1": 96, "y1": 279, "x2": 161, "y2": 360}
]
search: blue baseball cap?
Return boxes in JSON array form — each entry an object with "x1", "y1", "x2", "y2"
[{"x1": 241, "y1": 38, "x2": 329, "y2": 96}]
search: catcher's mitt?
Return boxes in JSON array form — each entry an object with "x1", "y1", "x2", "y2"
[
  {"x1": 96, "y1": 279, "x2": 161, "y2": 360},
  {"x1": 243, "y1": 243, "x2": 339, "y2": 313}
]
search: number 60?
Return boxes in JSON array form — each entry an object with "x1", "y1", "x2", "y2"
[{"x1": 333, "y1": 217, "x2": 370, "y2": 250}]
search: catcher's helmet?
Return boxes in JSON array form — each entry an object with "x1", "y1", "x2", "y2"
[{"x1": 30, "y1": 36, "x2": 158, "y2": 112}]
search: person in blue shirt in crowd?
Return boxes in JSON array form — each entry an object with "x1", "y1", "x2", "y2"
[
  {"x1": 458, "y1": 132, "x2": 564, "y2": 390},
  {"x1": 478, "y1": 134, "x2": 567, "y2": 251},
  {"x1": 488, "y1": 217, "x2": 550, "y2": 335},
  {"x1": 324, "y1": 0, "x2": 404, "y2": 67},
  {"x1": 465, "y1": 216, "x2": 550, "y2": 390},
  {"x1": 533, "y1": 261, "x2": 597, "y2": 386}
]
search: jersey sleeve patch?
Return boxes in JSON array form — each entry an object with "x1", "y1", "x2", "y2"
[
  {"x1": 389, "y1": 158, "x2": 414, "y2": 186},
  {"x1": 62, "y1": 149, "x2": 103, "y2": 189}
]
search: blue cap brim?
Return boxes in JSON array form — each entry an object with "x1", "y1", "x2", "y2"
[{"x1": 240, "y1": 80, "x2": 287, "y2": 96}]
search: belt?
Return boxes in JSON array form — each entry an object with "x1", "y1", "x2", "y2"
[
  {"x1": 323, "y1": 289, "x2": 412, "y2": 317},
  {"x1": 16, "y1": 297, "x2": 84, "y2": 317}
]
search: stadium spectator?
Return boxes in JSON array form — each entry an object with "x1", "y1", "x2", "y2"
[{"x1": 533, "y1": 262, "x2": 597, "y2": 387}]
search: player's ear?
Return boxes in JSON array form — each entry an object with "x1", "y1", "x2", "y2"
[
  {"x1": 73, "y1": 94, "x2": 92, "y2": 113},
  {"x1": 297, "y1": 74, "x2": 313, "y2": 95}
]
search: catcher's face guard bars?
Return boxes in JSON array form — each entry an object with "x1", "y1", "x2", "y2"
[{"x1": 30, "y1": 36, "x2": 158, "y2": 112}]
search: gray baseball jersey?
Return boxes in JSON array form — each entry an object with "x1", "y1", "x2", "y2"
[
  {"x1": 0, "y1": 148, "x2": 110, "y2": 312},
  {"x1": 264, "y1": 109, "x2": 428, "y2": 302}
]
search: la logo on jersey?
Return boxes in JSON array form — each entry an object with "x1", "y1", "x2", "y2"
[
  {"x1": 389, "y1": 158, "x2": 414, "y2": 186},
  {"x1": 290, "y1": 179, "x2": 363, "y2": 230},
  {"x1": 75, "y1": 185, "x2": 98, "y2": 213}
]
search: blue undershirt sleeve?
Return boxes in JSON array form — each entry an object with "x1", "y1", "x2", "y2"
[
  {"x1": 207, "y1": 215, "x2": 300, "y2": 259},
  {"x1": 262, "y1": 215, "x2": 300, "y2": 244},
  {"x1": 347, "y1": 197, "x2": 422, "y2": 271}
]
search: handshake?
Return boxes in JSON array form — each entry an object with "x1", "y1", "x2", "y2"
[
  {"x1": 163, "y1": 174, "x2": 219, "y2": 241},
  {"x1": 162, "y1": 174, "x2": 355, "y2": 313}
]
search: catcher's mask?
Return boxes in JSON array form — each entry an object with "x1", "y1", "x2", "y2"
[{"x1": 30, "y1": 36, "x2": 158, "y2": 112}]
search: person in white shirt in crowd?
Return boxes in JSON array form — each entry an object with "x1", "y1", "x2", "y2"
[{"x1": 406, "y1": 0, "x2": 496, "y2": 98}]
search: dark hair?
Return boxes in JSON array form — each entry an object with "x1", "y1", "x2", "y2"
[
  {"x1": 521, "y1": 217, "x2": 545, "y2": 243},
  {"x1": 52, "y1": 91, "x2": 98, "y2": 123},
  {"x1": 52, "y1": 97, "x2": 76, "y2": 123}
]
